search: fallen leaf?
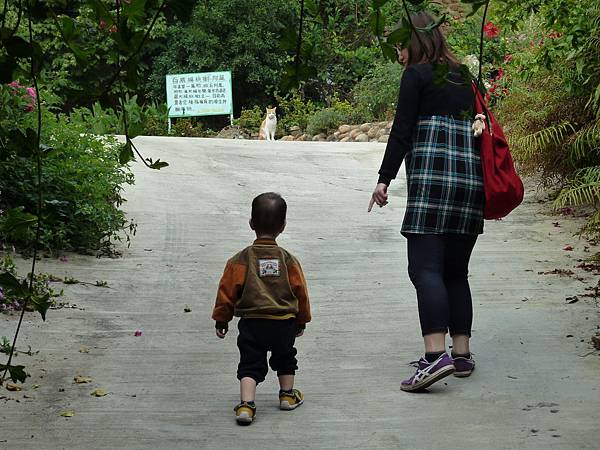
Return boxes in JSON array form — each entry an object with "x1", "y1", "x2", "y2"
[
  {"x1": 184, "y1": 306, "x2": 192, "y2": 313},
  {"x1": 566, "y1": 296, "x2": 579, "y2": 304},
  {"x1": 6, "y1": 383, "x2": 22, "y2": 392},
  {"x1": 60, "y1": 410, "x2": 75, "y2": 417},
  {"x1": 74, "y1": 376, "x2": 92, "y2": 384},
  {"x1": 90, "y1": 389, "x2": 107, "y2": 397},
  {"x1": 564, "y1": 245, "x2": 573, "y2": 251},
  {"x1": 79, "y1": 347, "x2": 90, "y2": 353},
  {"x1": 33, "y1": 384, "x2": 39, "y2": 389},
  {"x1": 134, "y1": 330, "x2": 142, "y2": 337}
]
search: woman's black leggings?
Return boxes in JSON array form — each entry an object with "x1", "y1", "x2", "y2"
[{"x1": 406, "y1": 233, "x2": 478, "y2": 337}]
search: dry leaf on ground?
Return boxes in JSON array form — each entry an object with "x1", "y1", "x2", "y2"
[
  {"x1": 6, "y1": 383, "x2": 22, "y2": 391},
  {"x1": 60, "y1": 410, "x2": 75, "y2": 417},
  {"x1": 90, "y1": 388, "x2": 108, "y2": 397},
  {"x1": 74, "y1": 376, "x2": 92, "y2": 384}
]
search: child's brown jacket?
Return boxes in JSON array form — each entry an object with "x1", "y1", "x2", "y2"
[{"x1": 212, "y1": 239, "x2": 311, "y2": 327}]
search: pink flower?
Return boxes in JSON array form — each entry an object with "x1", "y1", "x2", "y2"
[
  {"x1": 7, "y1": 81, "x2": 37, "y2": 112},
  {"x1": 483, "y1": 21, "x2": 500, "y2": 39},
  {"x1": 494, "y1": 68, "x2": 505, "y2": 81},
  {"x1": 59, "y1": 255, "x2": 68, "y2": 262}
]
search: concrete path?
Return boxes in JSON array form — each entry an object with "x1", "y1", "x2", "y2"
[{"x1": 1, "y1": 137, "x2": 599, "y2": 450}]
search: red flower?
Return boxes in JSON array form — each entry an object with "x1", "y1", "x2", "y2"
[
  {"x1": 494, "y1": 68, "x2": 505, "y2": 81},
  {"x1": 503, "y1": 54, "x2": 513, "y2": 64},
  {"x1": 483, "y1": 21, "x2": 500, "y2": 39},
  {"x1": 99, "y1": 20, "x2": 107, "y2": 30},
  {"x1": 109, "y1": 25, "x2": 118, "y2": 33}
]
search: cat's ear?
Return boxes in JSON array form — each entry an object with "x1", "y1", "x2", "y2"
[{"x1": 273, "y1": 107, "x2": 277, "y2": 112}]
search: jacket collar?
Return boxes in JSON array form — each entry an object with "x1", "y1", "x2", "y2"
[{"x1": 253, "y1": 238, "x2": 277, "y2": 246}]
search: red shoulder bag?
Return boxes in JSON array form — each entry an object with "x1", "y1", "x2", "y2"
[{"x1": 472, "y1": 82, "x2": 524, "y2": 219}]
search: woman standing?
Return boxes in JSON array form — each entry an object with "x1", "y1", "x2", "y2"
[{"x1": 368, "y1": 11, "x2": 482, "y2": 392}]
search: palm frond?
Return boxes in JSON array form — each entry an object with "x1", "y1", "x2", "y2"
[
  {"x1": 514, "y1": 122, "x2": 575, "y2": 158},
  {"x1": 568, "y1": 118, "x2": 600, "y2": 161},
  {"x1": 554, "y1": 165, "x2": 600, "y2": 208}
]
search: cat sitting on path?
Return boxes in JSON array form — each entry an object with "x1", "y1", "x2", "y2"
[{"x1": 258, "y1": 107, "x2": 277, "y2": 141}]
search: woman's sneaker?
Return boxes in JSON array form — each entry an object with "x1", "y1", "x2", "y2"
[
  {"x1": 400, "y1": 353, "x2": 455, "y2": 392},
  {"x1": 234, "y1": 401, "x2": 256, "y2": 425},
  {"x1": 279, "y1": 388, "x2": 304, "y2": 410},
  {"x1": 452, "y1": 354, "x2": 476, "y2": 377}
]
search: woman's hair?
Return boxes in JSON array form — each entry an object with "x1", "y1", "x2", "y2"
[{"x1": 405, "y1": 11, "x2": 460, "y2": 68}]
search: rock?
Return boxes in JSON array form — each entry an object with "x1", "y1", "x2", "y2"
[
  {"x1": 378, "y1": 121, "x2": 388, "y2": 128},
  {"x1": 349, "y1": 128, "x2": 362, "y2": 139},
  {"x1": 333, "y1": 131, "x2": 341, "y2": 139},
  {"x1": 377, "y1": 128, "x2": 389, "y2": 138},
  {"x1": 327, "y1": 134, "x2": 337, "y2": 142},
  {"x1": 360, "y1": 123, "x2": 372, "y2": 132},
  {"x1": 387, "y1": 121, "x2": 394, "y2": 128},
  {"x1": 338, "y1": 125, "x2": 352, "y2": 133},
  {"x1": 312, "y1": 134, "x2": 326, "y2": 141},
  {"x1": 280, "y1": 135, "x2": 294, "y2": 141},
  {"x1": 216, "y1": 125, "x2": 250, "y2": 140},
  {"x1": 340, "y1": 136, "x2": 353, "y2": 142},
  {"x1": 355, "y1": 133, "x2": 369, "y2": 142},
  {"x1": 378, "y1": 135, "x2": 389, "y2": 143},
  {"x1": 367, "y1": 127, "x2": 380, "y2": 139}
]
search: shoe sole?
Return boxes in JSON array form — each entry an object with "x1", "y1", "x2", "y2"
[
  {"x1": 453, "y1": 370, "x2": 474, "y2": 377},
  {"x1": 236, "y1": 412, "x2": 253, "y2": 425},
  {"x1": 280, "y1": 399, "x2": 304, "y2": 410},
  {"x1": 401, "y1": 365, "x2": 455, "y2": 392}
]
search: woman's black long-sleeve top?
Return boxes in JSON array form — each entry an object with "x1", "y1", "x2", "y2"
[{"x1": 377, "y1": 63, "x2": 474, "y2": 186}]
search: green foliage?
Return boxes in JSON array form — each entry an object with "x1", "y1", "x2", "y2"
[
  {"x1": 306, "y1": 98, "x2": 362, "y2": 135},
  {"x1": 0, "y1": 254, "x2": 62, "y2": 317},
  {"x1": 234, "y1": 106, "x2": 265, "y2": 133},
  {"x1": 170, "y1": 118, "x2": 215, "y2": 137},
  {"x1": 146, "y1": 0, "x2": 295, "y2": 109},
  {"x1": 276, "y1": 90, "x2": 319, "y2": 133},
  {"x1": 351, "y1": 61, "x2": 404, "y2": 121}
]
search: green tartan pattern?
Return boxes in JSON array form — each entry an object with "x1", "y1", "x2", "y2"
[{"x1": 402, "y1": 116, "x2": 485, "y2": 235}]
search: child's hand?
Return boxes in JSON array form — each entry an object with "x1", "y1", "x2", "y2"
[
  {"x1": 215, "y1": 321, "x2": 228, "y2": 339},
  {"x1": 216, "y1": 328, "x2": 227, "y2": 339}
]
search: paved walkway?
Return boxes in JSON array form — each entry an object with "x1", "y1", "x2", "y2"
[{"x1": 1, "y1": 137, "x2": 599, "y2": 449}]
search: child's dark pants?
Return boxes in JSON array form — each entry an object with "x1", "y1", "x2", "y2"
[
  {"x1": 237, "y1": 318, "x2": 298, "y2": 384},
  {"x1": 406, "y1": 233, "x2": 478, "y2": 337}
]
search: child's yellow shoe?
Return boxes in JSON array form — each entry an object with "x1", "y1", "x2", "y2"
[
  {"x1": 279, "y1": 388, "x2": 304, "y2": 410},
  {"x1": 234, "y1": 401, "x2": 256, "y2": 425}
]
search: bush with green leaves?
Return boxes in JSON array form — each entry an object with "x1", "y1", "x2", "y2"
[
  {"x1": 276, "y1": 90, "x2": 320, "y2": 133},
  {"x1": 351, "y1": 61, "x2": 404, "y2": 121},
  {"x1": 0, "y1": 88, "x2": 135, "y2": 253},
  {"x1": 306, "y1": 99, "x2": 362, "y2": 135},
  {"x1": 234, "y1": 106, "x2": 265, "y2": 133},
  {"x1": 0, "y1": 255, "x2": 62, "y2": 312}
]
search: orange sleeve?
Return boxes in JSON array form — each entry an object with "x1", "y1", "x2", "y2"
[
  {"x1": 288, "y1": 261, "x2": 311, "y2": 325},
  {"x1": 212, "y1": 261, "x2": 246, "y2": 323}
]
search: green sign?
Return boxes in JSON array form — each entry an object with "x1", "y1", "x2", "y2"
[{"x1": 165, "y1": 71, "x2": 233, "y2": 118}]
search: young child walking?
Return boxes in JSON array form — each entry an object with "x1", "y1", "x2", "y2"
[{"x1": 212, "y1": 192, "x2": 311, "y2": 425}]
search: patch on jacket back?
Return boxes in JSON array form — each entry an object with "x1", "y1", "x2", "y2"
[{"x1": 258, "y1": 259, "x2": 280, "y2": 277}]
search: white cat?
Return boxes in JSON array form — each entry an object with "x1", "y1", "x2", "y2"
[{"x1": 258, "y1": 107, "x2": 277, "y2": 140}]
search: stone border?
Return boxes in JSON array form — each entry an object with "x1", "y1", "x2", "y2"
[{"x1": 280, "y1": 121, "x2": 392, "y2": 143}]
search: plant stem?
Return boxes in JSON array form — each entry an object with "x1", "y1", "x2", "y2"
[
  {"x1": 477, "y1": 1, "x2": 491, "y2": 89},
  {"x1": 294, "y1": 0, "x2": 305, "y2": 80},
  {"x1": 1, "y1": 0, "x2": 43, "y2": 384}
]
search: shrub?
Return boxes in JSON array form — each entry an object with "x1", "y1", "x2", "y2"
[
  {"x1": 351, "y1": 61, "x2": 404, "y2": 121},
  {"x1": 0, "y1": 93, "x2": 136, "y2": 253},
  {"x1": 306, "y1": 99, "x2": 362, "y2": 135},
  {"x1": 276, "y1": 90, "x2": 320, "y2": 133},
  {"x1": 235, "y1": 106, "x2": 265, "y2": 132}
]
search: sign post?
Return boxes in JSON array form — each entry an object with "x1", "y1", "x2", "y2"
[{"x1": 165, "y1": 71, "x2": 234, "y2": 132}]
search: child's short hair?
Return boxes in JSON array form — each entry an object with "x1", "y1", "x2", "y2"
[{"x1": 251, "y1": 192, "x2": 287, "y2": 235}]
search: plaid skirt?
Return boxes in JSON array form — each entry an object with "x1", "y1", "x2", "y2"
[{"x1": 402, "y1": 115, "x2": 484, "y2": 235}]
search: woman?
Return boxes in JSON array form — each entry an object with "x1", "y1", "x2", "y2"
[{"x1": 368, "y1": 11, "x2": 483, "y2": 392}]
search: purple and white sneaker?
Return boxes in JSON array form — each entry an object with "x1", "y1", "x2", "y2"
[
  {"x1": 452, "y1": 355, "x2": 475, "y2": 377},
  {"x1": 400, "y1": 352, "x2": 455, "y2": 392}
]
